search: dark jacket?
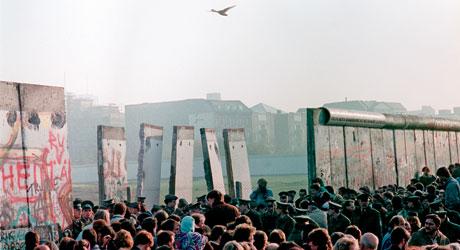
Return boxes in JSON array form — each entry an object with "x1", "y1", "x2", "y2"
[
  {"x1": 205, "y1": 201, "x2": 240, "y2": 228},
  {"x1": 356, "y1": 207, "x2": 382, "y2": 238},
  {"x1": 408, "y1": 228, "x2": 449, "y2": 246},
  {"x1": 328, "y1": 213, "x2": 351, "y2": 234},
  {"x1": 440, "y1": 219, "x2": 460, "y2": 243}
]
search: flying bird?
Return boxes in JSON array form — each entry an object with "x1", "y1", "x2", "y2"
[{"x1": 211, "y1": 5, "x2": 236, "y2": 16}]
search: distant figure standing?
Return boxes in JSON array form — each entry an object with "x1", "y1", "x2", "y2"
[
  {"x1": 205, "y1": 190, "x2": 240, "y2": 228},
  {"x1": 250, "y1": 178, "x2": 273, "y2": 207},
  {"x1": 419, "y1": 166, "x2": 436, "y2": 187}
]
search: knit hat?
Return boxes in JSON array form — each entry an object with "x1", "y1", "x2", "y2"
[{"x1": 181, "y1": 216, "x2": 195, "y2": 233}]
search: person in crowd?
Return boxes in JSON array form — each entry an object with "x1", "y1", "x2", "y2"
[
  {"x1": 388, "y1": 226, "x2": 410, "y2": 250},
  {"x1": 355, "y1": 193, "x2": 382, "y2": 239},
  {"x1": 327, "y1": 202, "x2": 350, "y2": 235},
  {"x1": 261, "y1": 197, "x2": 278, "y2": 234},
  {"x1": 132, "y1": 230, "x2": 154, "y2": 250},
  {"x1": 295, "y1": 189, "x2": 307, "y2": 208},
  {"x1": 239, "y1": 199, "x2": 263, "y2": 230},
  {"x1": 307, "y1": 199, "x2": 328, "y2": 229},
  {"x1": 437, "y1": 210, "x2": 460, "y2": 243},
  {"x1": 233, "y1": 223, "x2": 256, "y2": 244},
  {"x1": 175, "y1": 215, "x2": 206, "y2": 250},
  {"x1": 164, "y1": 194, "x2": 184, "y2": 216},
  {"x1": 110, "y1": 202, "x2": 127, "y2": 224},
  {"x1": 275, "y1": 202, "x2": 296, "y2": 238},
  {"x1": 408, "y1": 214, "x2": 450, "y2": 246},
  {"x1": 253, "y1": 231, "x2": 268, "y2": 250},
  {"x1": 205, "y1": 190, "x2": 240, "y2": 228},
  {"x1": 250, "y1": 178, "x2": 274, "y2": 207},
  {"x1": 307, "y1": 228, "x2": 333, "y2": 250},
  {"x1": 81, "y1": 200, "x2": 94, "y2": 226},
  {"x1": 381, "y1": 215, "x2": 405, "y2": 250},
  {"x1": 333, "y1": 235, "x2": 359, "y2": 250},
  {"x1": 25, "y1": 231, "x2": 40, "y2": 250},
  {"x1": 419, "y1": 166, "x2": 437, "y2": 187},
  {"x1": 157, "y1": 230, "x2": 176, "y2": 248},
  {"x1": 436, "y1": 167, "x2": 460, "y2": 211},
  {"x1": 269, "y1": 229, "x2": 286, "y2": 245},
  {"x1": 359, "y1": 233, "x2": 379, "y2": 250},
  {"x1": 344, "y1": 226, "x2": 361, "y2": 244}
]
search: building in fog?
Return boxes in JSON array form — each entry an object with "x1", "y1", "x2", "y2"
[
  {"x1": 125, "y1": 97, "x2": 252, "y2": 161},
  {"x1": 66, "y1": 93, "x2": 124, "y2": 164},
  {"x1": 274, "y1": 110, "x2": 307, "y2": 154},
  {"x1": 250, "y1": 103, "x2": 280, "y2": 154},
  {"x1": 323, "y1": 100, "x2": 407, "y2": 114}
]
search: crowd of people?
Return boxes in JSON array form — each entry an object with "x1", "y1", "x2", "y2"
[{"x1": 24, "y1": 164, "x2": 460, "y2": 250}]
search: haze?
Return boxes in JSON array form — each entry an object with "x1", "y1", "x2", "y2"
[{"x1": 1, "y1": 0, "x2": 459, "y2": 112}]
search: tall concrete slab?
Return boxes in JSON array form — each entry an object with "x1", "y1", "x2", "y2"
[
  {"x1": 1, "y1": 82, "x2": 73, "y2": 232},
  {"x1": 0, "y1": 82, "x2": 29, "y2": 229},
  {"x1": 137, "y1": 124, "x2": 163, "y2": 206},
  {"x1": 170, "y1": 126, "x2": 194, "y2": 202},
  {"x1": 424, "y1": 130, "x2": 436, "y2": 170},
  {"x1": 394, "y1": 130, "x2": 411, "y2": 186},
  {"x1": 434, "y1": 131, "x2": 451, "y2": 168},
  {"x1": 97, "y1": 126, "x2": 127, "y2": 204},
  {"x1": 382, "y1": 129, "x2": 397, "y2": 186},
  {"x1": 329, "y1": 126, "x2": 346, "y2": 188},
  {"x1": 404, "y1": 130, "x2": 417, "y2": 181},
  {"x1": 19, "y1": 84, "x2": 72, "y2": 228},
  {"x1": 356, "y1": 127, "x2": 373, "y2": 188},
  {"x1": 344, "y1": 127, "x2": 361, "y2": 189},
  {"x1": 223, "y1": 128, "x2": 252, "y2": 199},
  {"x1": 448, "y1": 132, "x2": 459, "y2": 163},
  {"x1": 315, "y1": 125, "x2": 331, "y2": 184},
  {"x1": 370, "y1": 129, "x2": 385, "y2": 188},
  {"x1": 414, "y1": 130, "x2": 426, "y2": 171},
  {"x1": 200, "y1": 128, "x2": 226, "y2": 194}
]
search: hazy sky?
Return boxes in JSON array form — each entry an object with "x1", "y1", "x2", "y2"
[{"x1": 1, "y1": 0, "x2": 459, "y2": 112}]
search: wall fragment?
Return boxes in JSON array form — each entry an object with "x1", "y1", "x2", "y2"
[
  {"x1": 200, "y1": 128, "x2": 226, "y2": 194},
  {"x1": 170, "y1": 126, "x2": 194, "y2": 202}
]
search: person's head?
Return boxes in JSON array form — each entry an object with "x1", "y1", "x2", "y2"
[
  {"x1": 81, "y1": 228, "x2": 97, "y2": 247},
  {"x1": 73, "y1": 204, "x2": 82, "y2": 220},
  {"x1": 207, "y1": 190, "x2": 224, "y2": 206},
  {"x1": 25, "y1": 231, "x2": 40, "y2": 250},
  {"x1": 328, "y1": 202, "x2": 342, "y2": 216},
  {"x1": 164, "y1": 194, "x2": 178, "y2": 208},
  {"x1": 73, "y1": 240, "x2": 90, "y2": 250},
  {"x1": 210, "y1": 225, "x2": 226, "y2": 242},
  {"x1": 181, "y1": 216, "x2": 196, "y2": 233},
  {"x1": 310, "y1": 184, "x2": 321, "y2": 197},
  {"x1": 192, "y1": 213, "x2": 206, "y2": 229},
  {"x1": 359, "y1": 233, "x2": 379, "y2": 250},
  {"x1": 234, "y1": 215, "x2": 253, "y2": 227},
  {"x1": 424, "y1": 214, "x2": 441, "y2": 234},
  {"x1": 58, "y1": 237, "x2": 76, "y2": 250},
  {"x1": 160, "y1": 219, "x2": 180, "y2": 233},
  {"x1": 134, "y1": 230, "x2": 154, "y2": 250},
  {"x1": 390, "y1": 226, "x2": 410, "y2": 247},
  {"x1": 436, "y1": 167, "x2": 452, "y2": 182},
  {"x1": 253, "y1": 231, "x2": 268, "y2": 250},
  {"x1": 157, "y1": 230, "x2": 175, "y2": 248},
  {"x1": 258, "y1": 178, "x2": 268, "y2": 189},
  {"x1": 299, "y1": 189, "x2": 307, "y2": 198},
  {"x1": 344, "y1": 226, "x2": 361, "y2": 243},
  {"x1": 269, "y1": 229, "x2": 286, "y2": 245},
  {"x1": 422, "y1": 166, "x2": 431, "y2": 175},
  {"x1": 233, "y1": 223, "x2": 256, "y2": 243},
  {"x1": 94, "y1": 209, "x2": 110, "y2": 225},
  {"x1": 407, "y1": 215, "x2": 421, "y2": 232},
  {"x1": 389, "y1": 215, "x2": 406, "y2": 229},
  {"x1": 357, "y1": 194, "x2": 370, "y2": 208},
  {"x1": 114, "y1": 229, "x2": 134, "y2": 249},
  {"x1": 154, "y1": 210, "x2": 169, "y2": 227},
  {"x1": 113, "y1": 202, "x2": 127, "y2": 216},
  {"x1": 307, "y1": 228, "x2": 333, "y2": 250},
  {"x1": 333, "y1": 235, "x2": 359, "y2": 250},
  {"x1": 223, "y1": 241, "x2": 244, "y2": 250},
  {"x1": 141, "y1": 217, "x2": 158, "y2": 235},
  {"x1": 330, "y1": 232, "x2": 345, "y2": 246},
  {"x1": 82, "y1": 206, "x2": 93, "y2": 220},
  {"x1": 266, "y1": 243, "x2": 279, "y2": 250},
  {"x1": 278, "y1": 241, "x2": 302, "y2": 250},
  {"x1": 343, "y1": 200, "x2": 355, "y2": 212},
  {"x1": 97, "y1": 224, "x2": 115, "y2": 246}
]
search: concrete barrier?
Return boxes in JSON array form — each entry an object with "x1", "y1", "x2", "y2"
[
  {"x1": 97, "y1": 126, "x2": 127, "y2": 204},
  {"x1": 200, "y1": 128, "x2": 226, "y2": 194},
  {"x1": 223, "y1": 128, "x2": 252, "y2": 199},
  {"x1": 137, "y1": 123, "x2": 164, "y2": 207},
  {"x1": 307, "y1": 108, "x2": 460, "y2": 190},
  {"x1": 170, "y1": 126, "x2": 194, "y2": 202},
  {"x1": 0, "y1": 81, "x2": 72, "y2": 238}
]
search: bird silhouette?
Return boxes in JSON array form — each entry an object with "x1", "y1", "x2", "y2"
[{"x1": 211, "y1": 5, "x2": 236, "y2": 16}]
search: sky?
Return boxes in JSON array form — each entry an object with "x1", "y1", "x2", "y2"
[{"x1": 1, "y1": 0, "x2": 459, "y2": 112}]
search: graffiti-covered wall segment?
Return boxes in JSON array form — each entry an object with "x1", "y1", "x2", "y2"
[
  {"x1": 97, "y1": 126, "x2": 128, "y2": 204},
  {"x1": 0, "y1": 81, "x2": 72, "y2": 231}
]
